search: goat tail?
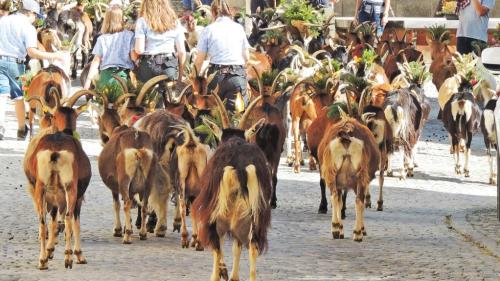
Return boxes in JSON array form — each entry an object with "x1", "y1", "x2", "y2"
[
  {"x1": 36, "y1": 150, "x2": 75, "y2": 189},
  {"x1": 483, "y1": 109, "x2": 496, "y2": 138},
  {"x1": 246, "y1": 164, "x2": 271, "y2": 254},
  {"x1": 123, "y1": 148, "x2": 154, "y2": 180}
]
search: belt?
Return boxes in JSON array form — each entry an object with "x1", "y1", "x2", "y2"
[
  {"x1": 364, "y1": 1, "x2": 384, "y2": 6},
  {"x1": 0, "y1": 56, "x2": 25, "y2": 64},
  {"x1": 142, "y1": 53, "x2": 176, "y2": 59},
  {"x1": 209, "y1": 64, "x2": 244, "y2": 71}
]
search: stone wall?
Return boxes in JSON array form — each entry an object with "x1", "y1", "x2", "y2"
[{"x1": 334, "y1": 0, "x2": 500, "y2": 18}]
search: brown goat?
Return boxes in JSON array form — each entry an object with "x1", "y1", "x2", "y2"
[
  {"x1": 192, "y1": 90, "x2": 272, "y2": 281},
  {"x1": 318, "y1": 115, "x2": 380, "y2": 242},
  {"x1": 98, "y1": 126, "x2": 171, "y2": 243},
  {"x1": 24, "y1": 90, "x2": 92, "y2": 270}
]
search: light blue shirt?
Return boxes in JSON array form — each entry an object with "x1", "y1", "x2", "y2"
[
  {"x1": 135, "y1": 17, "x2": 185, "y2": 55},
  {"x1": 457, "y1": 0, "x2": 496, "y2": 42},
  {"x1": 197, "y1": 17, "x2": 250, "y2": 65},
  {"x1": 92, "y1": 30, "x2": 135, "y2": 70},
  {"x1": 0, "y1": 13, "x2": 38, "y2": 60}
]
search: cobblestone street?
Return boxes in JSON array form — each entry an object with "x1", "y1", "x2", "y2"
[{"x1": 0, "y1": 94, "x2": 498, "y2": 281}]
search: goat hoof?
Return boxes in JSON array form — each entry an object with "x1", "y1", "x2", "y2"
[
  {"x1": 219, "y1": 263, "x2": 228, "y2": 280},
  {"x1": 407, "y1": 168, "x2": 414, "y2": 177},
  {"x1": 332, "y1": 231, "x2": 340, "y2": 239},
  {"x1": 293, "y1": 164, "x2": 300, "y2": 174},
  {"x1": 341, "y1": 211, "x2": 346, "y2": 220},
  {"x1": 377, "y1": 201, "x2": 383, "y2": 211},
  {"x1": 386, "y1": 171, "x2": 393, "y2": 177},
  {"x1": 64, "y1": 259, "x2": 73, "y2": 269},
  {"x1": 38, "y1": 259, "x2": 48, "y2": 270},
  {"x1": 139, "y1": 233, "x2": 147, "y2": 240},
  {"x1": 182, "y1": 237, "x2": 189, "y2": 248},
  {"x1": 309, "y1": 162, "x2": 317, "y2": 171},
  {"x1": 287, "y1": 157, "x2": 294, "y2": 167},
  {"x1": 362, "y1": 227, "x2": 367, "y2": 236},
  {"x1": 76, "y1": 255, "x2": 87, "y2": 265},
  {"x1": 146, "y1": 225, "x2": 155, "y2": 234},
  {"x1": 270, "y1": 200, "x2": 277, "y2": 209},
  {"x1": 57, "y1": 222, "x2": 65, "y2": 234},
  {"x1": 173, "y1": 219, "x2": 181, "y2": 233},
  {"x1": 300, "y1": 159, "x2": 305, "y2": 166},
  {"x1": 353, "y1": 230, "x2": 363, "y2": 242},
  {"x1": 318, "y1": 205, "x2": 327, "y2": 214},
  {"x1": 113, "y1": 228, "x2": 122, "y2": 237},
  {"x1": 122, "y1": 234, "x2": 132, "y2": 244},
  {"x1": 46, "y1": 248, "x2": 54, "y2": 259},
  {"x1": 463, "y1": 169, "x2": 470, "y2": 177},
  {"x1": 455, "y1": 165, "x2": 462, "y2": 175},
  {"x1": 339, "y1": 233, "x2": 344, "y2": 239},
  {"x1": 489, "y1": 177, "x2": 496, "y2": 185},
  {"x1": 195, "y1": 244, "x2": 204, "y2": 251}
]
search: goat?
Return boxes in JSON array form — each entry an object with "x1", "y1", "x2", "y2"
[
  {"x1": 318, "y1": 113, "x2": 380, "y2": 242},
  {"x1": 442, "y1": 80, "x2": 481, "y2": 177},
  {"x1": 24, "y1": 90, "x2": 92, "y2": 270},
  {"x1": 168, "y1": 124, "x2": 210, "y2": 249},
  {"x1": 98, "y1": 126, "x2": 171, "y2": 243},
  {"x1": 192, "y1": 90, "x2": 272, "y2": 281},
  {"x1": 242, "y1": 69, "x2": 286, "y2": 208},
  {"x1": 481, "y1": 96, "x2": 498, "y2": 185},
  {"x1": 383, "y1": 86, "x2": 429, "y2": 178}
]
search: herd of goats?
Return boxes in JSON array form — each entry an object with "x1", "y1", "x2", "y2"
[{"x1": 17, "y1": 1, "x2": 500, "y2": 280}]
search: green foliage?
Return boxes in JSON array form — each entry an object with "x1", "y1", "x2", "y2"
[
  {"x1": 34, "y1": 18, "x2": 45, "y2": 29},
  {"x1": 340, "y1": 72, "x2": 370, "y2": 94},
  {"x1": 261, "y1": 29, "x2": 284, "y2": 46},
  {"x1": 427, "y1": 24, "x2": 451, "y2": 43},
  {"x1": 494, "y1": 24, "x2": 500, "y2": 42},
  {"x1": 327, "y1": 102, "x2": 357, "y2": 119},
  {"x1": 193, "y1": 11, "x2": 211, "y2": 27},
  {"x1": 281, "y1": 0, "x2": 324, "y2": 38},
  {"x1": 402, "y1": 61, "x2": 432, "y2": 86},
  {"x1": 362, "y1": 49, "x2": 377, "y2": 67}
]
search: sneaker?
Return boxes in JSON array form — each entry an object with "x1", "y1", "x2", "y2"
[
  {"x1": 0, "y1": 126, "x2": 4, "y2": 140},
  {"x1": 17, "y1": 125, "x2": 28, "y2": 140}
]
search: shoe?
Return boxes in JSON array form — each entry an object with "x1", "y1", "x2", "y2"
[
  {"x1": 17, "y1": 125, "x2": 28, "y2": 140},
  {"x1": 0, "y1": 126, "x2": 4, "y2": 140}
]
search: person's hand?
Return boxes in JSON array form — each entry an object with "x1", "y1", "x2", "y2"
[{"x1": 381, "y1": 14, "x2": 389, "y2": 27}]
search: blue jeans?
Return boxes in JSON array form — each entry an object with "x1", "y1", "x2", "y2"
[
  {"x1": 0, "y1": 59, "x2": 25, "y2": 100},
  {"x1": 358, "y1": 4, "x2": 384, "y2": 37}
]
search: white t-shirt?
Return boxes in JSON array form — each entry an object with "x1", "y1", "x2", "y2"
[
  {"x1": 457, "y1": 0, "x2": 496, "y2": 42},
  {"x1": 135, "y1": 17, "x2": 185, "y2": 55},
  {"x1": 0, "y1": 13, "x2": 38, "y2": 60}
]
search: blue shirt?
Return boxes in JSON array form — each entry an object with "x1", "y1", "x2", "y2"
[
  {"x1": 197, "y1": 17, "x2": 250, "y2": 66},
  {"x1": 135, "y1": 17, "x2": 185, "y2": 55},
  {"x1": 92, "y1": 30, "x2": 135, "y2": 70},
  {"x1": 0, "y1": 13, "x2": 38, "y2": 60},
  {"x1": 458, "y1": 0, "x2": 496, "y2": 42}
]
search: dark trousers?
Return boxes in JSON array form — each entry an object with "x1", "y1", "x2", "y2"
[
  {"x1": 456, "y1": 37, "x2": 485, "y2": 55},
  {"x1": 136, "y1": 54, "x2": 178, "y2": 83},
  {"x1": 207, "y1": 65, "x2": 248, "y2": 112},
  {"x1": 358, "y1": 2, "x2": 384, "y2": 37}
]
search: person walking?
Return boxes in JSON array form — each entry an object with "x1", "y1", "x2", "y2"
[
  {"x1": 83, "y1": 6, "x2": 136, "y2": 103},
  {"x1": 134, "y1": 0, "x2": 186, "y2": 84},
  {"x1": 0, "y1": 0, "x2": 64, "y2": 140},
  {"x1": 194, "y1": 0, "x2": 251, "y2": 112},
  {"x1": 456, "y1": 0, "x2": 496, "y2": 54},
  {"x1": 354, "y1": 0, "x2": 391, "y2": 37}
]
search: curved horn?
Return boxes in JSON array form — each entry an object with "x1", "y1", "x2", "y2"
[
  {"x1": 48, "y1": 86, "x2": 61, "y2": 110},
  {"x1": 112, "y1": 74, "x2": 129, "y2": 95},
  {"x1": 288, "y1": 45, "x2": 306, "y2": 63},
  {"x1": 66, "y1": 89, "x2": 97, "y2": 108},
  {"x1": 259, "y1": 24, "x2": 287, "y2": 31},
  {"x1": 113, "y1": 94, "x2": 136, "y2": 110},
  {"x1": 251, "y1": 66, "x2": 264, "y2": 97},
  {"x1": 439, "y1": 30, "x2": 450, "y2": 44},
  {"x1": 238, "y1": 95, "x2": 263, "y2": 129},
  {"x1": 97, "y1": 91, "x2": 109, "y2": 109},
  {"x1": 136, "y1": 75, "x2": 170, "y2": 106},
  {"x1": 211, "y1": 86, "x2": 231, "y2": 129},
  {"x1": 269, "y1": 69, "x2": 288, "y2": 97},
  {"x1": 357, "y1": 87, "x2": 371, "y2": 117},
  {"x1": 311, "y1": 49, "x2": 330, "y2": 59},
  {"x1": 26, "y1": 96, "x2": 53, "y2": 114},
  {"x1": 174, "y1": 84, "x2": 192, "y2": 104}
]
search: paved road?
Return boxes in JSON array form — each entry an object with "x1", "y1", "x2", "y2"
[{"x1": 0, "y1": 94, "x2": 498, "y2": 280}]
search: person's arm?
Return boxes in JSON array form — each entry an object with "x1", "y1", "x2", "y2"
[
  {"x1": 354, "y1": 0, "x2": 362, "y2": 23},
  {"x1": 83, "y1": 55, "x2": 101, "y2": 90},
  {"x1": 382, "y1": 0, "x2": 391, "y2": 26},
  {"x1": 134, "y1": 18, "x2": 146, "y2": 55},
  {"x1": 194, "y1": 52, "x2": 207, "y2": 75},
  {"x1": 471, "y1": 0, "x2": 490, "y2": 16},
  {"x1": 176, "y1": 30, "x2": 186, "y2": 82},
  {"x1": 26, "y1": 48, "x2": 64, "y2": 62}
]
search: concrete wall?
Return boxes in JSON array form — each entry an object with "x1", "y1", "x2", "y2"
[{"x1": 334, "y1": 0, "x2": 500, "y2": 18}]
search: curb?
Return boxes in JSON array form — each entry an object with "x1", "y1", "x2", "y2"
[{"x1": 445, "y1": 211, "x2": 500, "y2": 260}]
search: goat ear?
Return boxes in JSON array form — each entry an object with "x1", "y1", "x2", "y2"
[
  {"x1": 75, "y1": 103, "x2": 89, "y2": 116},
  {"x1": 244, "y1": 118, "x2": 266, "y2": 141},
  {"x1": 361, "y1": 112, "x2": 376, "y2": 123},
  {"x1": 202, "y1": 117, "x2": 222, "y2": 141}
]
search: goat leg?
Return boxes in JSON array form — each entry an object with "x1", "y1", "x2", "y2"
[
  {"x1": 229, "y1": 241, "x2": 242, "y2": 281},
  {"x1": 35, "y1": 181, "x2": 49, "y2": 270},
  {"x1": 318, "y1": 178, "x2": 328, "y2": 214},
  {"x1": 248, "y1": 242, "x2": 258, "y2": 281},
  {"x1": 488, "y1": 146, "x2": 496, "y2": 185},
  {"x1": 112, "y1": 193, "x2": 122, "y2": 237},
  {"x1": 46, "y1": 207, "x2": 57, "y2": 260},
  {"x1": 73, "y1": 204, "x2": 87, "y2": 264}
]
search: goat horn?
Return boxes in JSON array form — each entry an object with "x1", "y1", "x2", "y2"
[
  {"x1": 174, "y1": 84, "x2": 192, "y2": 104},
  {"x1": 112, "y1": 74, "x2": 129, "y2": 95},
  {"x1": 401, "y1": 30, "x2": 409, "y2": 43},
  {"x1": 49, "y1": 86, "x2": 61, "y2": 110},
  {"x1": 238, "y1": 95, "x2": 263, "y2": 129},
  {"x1": 311, "y1": 49, "x2": 329, "y2": 59},
  {"x1": 113, "y1": 94, "x2": 136, "y2": 110},
  {"x1": 361, "y1": 112, "x2": 376, "y2": 123},
  {"x1": 26, "y1": 96, "x2": 53, "y2": 115},
  {"x1": 211, "y1": 86, "x2": 231, "y2": 129},
  {"x1": 259, "y1": 24, "x2": 287, "y2": 31},
  {"x1": 269, "y1": 69, "x2": 287, "y2": 97},
  {"x1": 288, "y1": 45, "x2": 306, "y2": 63},
  {"x1": 97, "y1": 91, "x2": 109, "y2": 109},
  {"x1": 251, "y1": 66, "x2": 264, "y2": 97},
  {"x1": 357, "y1": 87, "x2": 371, "y2": 117},
  {"x1": 66, "y1": 90, "x2": 97, "y2": 108},
  {"x1": 136, "y1": 75, "x2": 169, "y2": 106}
]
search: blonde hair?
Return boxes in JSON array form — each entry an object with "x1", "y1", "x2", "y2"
[
  {"x1": 140, "y1": 0, "x2": 177, "y2": 33},
  {"x1": 101, "y1": 6, "x2": 124, "y2": 34},
  {"x1": 211, "y1": 0, "x2": 232, "y2": 18}
]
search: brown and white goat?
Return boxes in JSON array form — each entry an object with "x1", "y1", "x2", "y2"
[
  {"x1": 192, "y1": 91, "x2": 272, "y2": 281},
  {"x1": 318, "y1": 115, "x2": 380, "y2": 242},
  {"x1": 98, "y1": 126, "x2": 171, "y2": 243},
  {"x1": 442, "y1": 80, "x2": 481, "y2": 177},
  {"x1": 24, "y1": 90, "x2": 92, "y2": 270}
]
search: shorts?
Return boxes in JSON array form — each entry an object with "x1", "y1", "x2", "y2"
[
  {"x1": 136, "y1": 54, "x2": 178, "y2": 83},
  {"x1": 207, "y1": 65, "x2": 248, "y2": 112},
  {"x1": 0, "y1": 59, "x2": 25, "y2": 100}
]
